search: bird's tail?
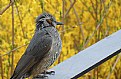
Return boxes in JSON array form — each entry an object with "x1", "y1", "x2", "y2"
[
  {"x1": 10, "y1": 74, "x2": 22, "y2": 79},
  {"x1": 10, "y1": 74, "x2": 15, "y2": 79}
]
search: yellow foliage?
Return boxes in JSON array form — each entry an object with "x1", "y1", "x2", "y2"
[{"x1": 0, "y1": 0, "x2": 121, "y2": 79}]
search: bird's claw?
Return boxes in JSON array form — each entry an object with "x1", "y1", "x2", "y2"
[
  {"x1": 46, "y1": 70, "x2": 55, "y2": 75},
  {"x1": 33, "y1": 74, "x2": 48, "y2": 79},
  {"x1": 33, "y1": 70, "x2": 55, "y2": 79}
]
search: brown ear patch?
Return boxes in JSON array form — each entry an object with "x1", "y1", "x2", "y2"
[{"x1": 46, "y1": 19, "x2": 52, "y2": 24}]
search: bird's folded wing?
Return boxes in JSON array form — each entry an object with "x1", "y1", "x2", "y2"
[{"x1": 13, "y1": 31, "x2": 52, "y2": 77}]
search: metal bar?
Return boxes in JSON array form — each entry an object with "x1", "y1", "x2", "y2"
[{"x1": 46, "y1": 30, "x2": 121, "y2": 79}]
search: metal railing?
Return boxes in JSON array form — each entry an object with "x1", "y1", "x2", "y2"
[{"x1": 41, "y1": 30, "x2": 121, "y2": 79}]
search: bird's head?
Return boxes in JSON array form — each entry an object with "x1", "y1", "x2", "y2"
[{"x1": 36, "y1": 13, "x2": 63, "y2": 30}]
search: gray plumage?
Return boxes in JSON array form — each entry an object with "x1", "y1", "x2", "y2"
[{"x1": 10, "y1": 13, "x2": 63, "y2": 79}]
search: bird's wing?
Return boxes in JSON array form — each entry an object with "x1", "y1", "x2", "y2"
[{"x1": 12, "y1": 30, "x2": 52, "y2": 78}]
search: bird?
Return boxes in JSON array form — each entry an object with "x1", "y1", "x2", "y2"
[{"x1": 10, "y1": 12, "x2": 63, "y2": 79}]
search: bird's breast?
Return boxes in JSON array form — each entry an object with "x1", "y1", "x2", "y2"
[
  {"x1": 31, "y1": 27, "x2": 62, "y2": 77},
  {"x1": 45, "y1": 27, "x2": 62, "y2": 62}
]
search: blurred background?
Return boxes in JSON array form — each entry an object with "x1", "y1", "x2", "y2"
[{"x1": 0, "y1": 0, "x2": 121, "y2": 79}]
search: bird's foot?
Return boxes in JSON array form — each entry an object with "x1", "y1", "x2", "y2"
[
  {"x1": 33, "y1": 74, "x2": 48, "y2": 79},
  {"x1": 33, "y1": 70, "x2": 55, "y2": 79},
  {"x1": 45, "y1": 70, "x2": 55, "y2": 75}
]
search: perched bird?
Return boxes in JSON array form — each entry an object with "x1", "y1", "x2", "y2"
[{"x1": 10, "y1": 13, "x2": 63, "y2": 79}]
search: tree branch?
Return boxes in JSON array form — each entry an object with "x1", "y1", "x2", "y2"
[
  {"x1": 82, "y1": 0, "x2": 112, "y2": 49},
  {"x1": 0, "y1": 44, "x2": 28, "y2": 57},
  {"x1": 70, "y1": 0, "x2": 85, "y2": 40},
  {"x1": 0, "y1": 1, "x2": 13, "y2": 15},
  {"x1": 64, "y1": 0, "x2": 76, "y2": 17},
  {"x1": 106, "y1": 53, "x2": 121, "y2": 79}
]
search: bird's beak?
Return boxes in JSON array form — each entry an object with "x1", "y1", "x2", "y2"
[{"x1": 56, "y1": 22, "x2": 64, "y2": 25}]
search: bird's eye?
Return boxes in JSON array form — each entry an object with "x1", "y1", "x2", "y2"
[{"x1": 40, "y1": 16, "x2": 45, "y2": 19}]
